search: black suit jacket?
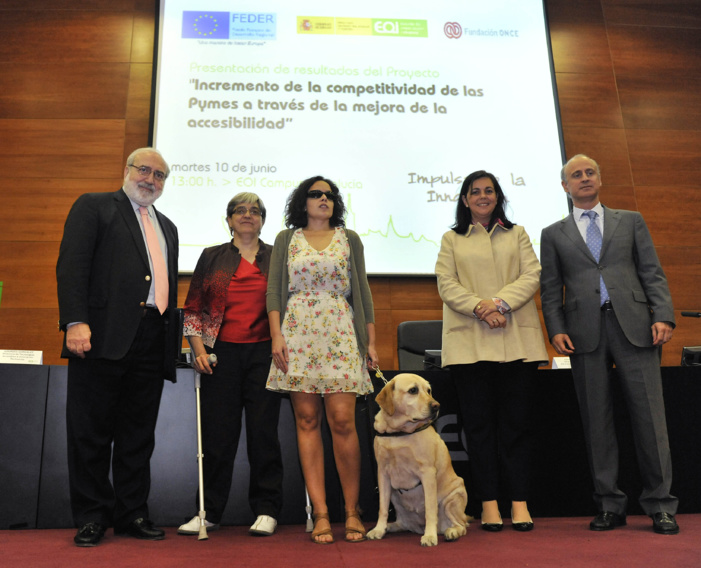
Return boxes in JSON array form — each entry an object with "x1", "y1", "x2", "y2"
[{"x1": 57, "y1": 188, "x2": 179, "y2": 381}]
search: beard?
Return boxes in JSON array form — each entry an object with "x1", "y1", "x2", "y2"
[{"x1": 123, "y1": 180, "x2": 163, "y2": 206}]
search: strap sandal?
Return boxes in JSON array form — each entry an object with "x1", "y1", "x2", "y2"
[
  {"x1": 311, "y1": 512, "x2": 334, "y2": 544},
  {"x1": 345, "y1": 509, "x2": 367, "y2": 543}
]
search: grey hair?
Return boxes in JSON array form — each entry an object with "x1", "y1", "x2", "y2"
[
  {"x1": 226, "y1": 192, "x2": 267, "y2": 223},
  {"x1": 126, "y1": 147, "x2": 171, "y2": 179}
]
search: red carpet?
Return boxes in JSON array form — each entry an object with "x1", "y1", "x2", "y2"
[{"x1": 2, "y1": 515, "x2": 699, "y2": 567}]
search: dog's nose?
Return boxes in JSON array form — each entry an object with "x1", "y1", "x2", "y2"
[{"x1": 431, "y1": 401, "x2": 440, "y2": 411}]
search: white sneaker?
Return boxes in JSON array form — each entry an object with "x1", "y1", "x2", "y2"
[
  {"x1": 178, "y1": 515, "x2": 220, "y2": 535},
  {"x1": 249, "y1": 515, "x2": 277, "y2": 536}
]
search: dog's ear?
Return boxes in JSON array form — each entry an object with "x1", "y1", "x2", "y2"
[{"x1": 375, "y1": 381, "x2": 395, "y2": 416}]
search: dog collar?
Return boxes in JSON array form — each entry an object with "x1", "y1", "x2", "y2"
[{"x1": 374, "y1": 416, "x2": 437, "y2": 438}]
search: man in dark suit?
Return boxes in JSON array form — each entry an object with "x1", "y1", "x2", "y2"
[
  {"x1": 57, "y1": 147, "x2": 179, "y2": 546},
  {"x1": 540, "y1": 154, "x2": 679, "y2": 535}
]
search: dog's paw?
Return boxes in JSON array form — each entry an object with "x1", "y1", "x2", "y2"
[
  {"x1": 367, "y1": 527, "x2": 386, "y2": 540},
  {"x1": 444, "y1": 526, "x2": 466, "y2": 541},
  {"x1": 420, "y1": 533, "x2": 438, "y2": 547}
]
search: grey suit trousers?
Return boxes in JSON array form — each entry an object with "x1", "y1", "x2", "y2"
[{"x1": 570, "y1": 308, "x2": 678, "y2": 516}]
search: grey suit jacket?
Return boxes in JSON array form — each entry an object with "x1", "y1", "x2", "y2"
[{"x1": 540, "y1": 206, "x2": 674, "y2": 353}]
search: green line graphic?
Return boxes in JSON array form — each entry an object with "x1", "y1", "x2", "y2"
[
  {"x1": 359, "y1": 215, "x2": 439, "y2": 247},
  {"x1": 346, "y1": 194, "x2": 439, "y2": 247},
  {"x1": 181, "y1": 192, "x2": 440, "y2": 249}
]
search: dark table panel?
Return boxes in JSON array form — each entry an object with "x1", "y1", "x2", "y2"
[
  {"x1": 2, "y1": 364, "x2": 699, "y2": 530},
  {"x1": 0, "y1": 364, "x2": 49, "y2": 529}
]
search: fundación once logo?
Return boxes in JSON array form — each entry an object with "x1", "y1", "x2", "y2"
[
  {"x1": 444, "y1": 22, "x2": 462, "y2": 39},
  {"x1": 182, "y1": 11, "x2": 230, "y2": 39}
]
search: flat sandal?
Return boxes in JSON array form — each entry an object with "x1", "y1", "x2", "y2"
[
  {"x1": 345, "y1": 510, "x2": 366, "y2": 543},
  {"x1": 311, "y1": 512, "x2": 334, "y2": 544}
]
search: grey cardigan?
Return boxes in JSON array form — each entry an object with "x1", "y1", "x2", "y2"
[{"x1": 266, "y1": 228, "x2": 375, "y2": 356}]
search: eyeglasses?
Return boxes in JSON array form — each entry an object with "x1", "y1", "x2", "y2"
[
  {"x1": 307, "y1": 190, "x2": 336, "y2": 200},
  {"x1": 128, "y1": 164, "x2": 167, "y2": 182},
  {"x1": 232, "y1": 206, "x2": 263, "y2": 217}
]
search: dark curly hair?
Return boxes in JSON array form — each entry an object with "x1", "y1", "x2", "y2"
[
  {"x1": 451, "y1": 170, "x2": 513, "y2": 235},
  {"x1": 284, "y1": 176, "x2": 346, "y2": 229}
]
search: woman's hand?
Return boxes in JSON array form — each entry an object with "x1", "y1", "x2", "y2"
[
  {"x1": 188, "y1": 336, "x2": 214, "y2": 374},
  {"x1": 474, "y1": 299, "x2": 499, "y2": 320},
  {"x1": 475, "y1": 299, "x2": 507, "y2": 328},
  {"x1": 366, "y1": 345, "x2": 380, "y2": 370},
  {"x1": 485, "y1": 312, "x2": 507, "y2": 329},
  {"x1": 193, "y1": 352, "x2": 216, "y2": 374},
  {"x1": 271, "y1": 335, "x2": 289, "y2": 373}
]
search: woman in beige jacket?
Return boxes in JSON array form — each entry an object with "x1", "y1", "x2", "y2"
[{"x1": 436, "y1": 170, "x2": 548, "y2": 533}]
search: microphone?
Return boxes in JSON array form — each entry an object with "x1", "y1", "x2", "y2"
[{"x1": 681, "y1": 312, "x2": 701, "y2": 318}]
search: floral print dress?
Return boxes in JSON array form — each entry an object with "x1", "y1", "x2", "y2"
[{"x1": 266, "y1": 227, "x2": 372, "y2": 395}]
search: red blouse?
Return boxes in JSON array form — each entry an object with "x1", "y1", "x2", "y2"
[{"x1": 217, "y1": 258, "x2": 270, "y2": 343}]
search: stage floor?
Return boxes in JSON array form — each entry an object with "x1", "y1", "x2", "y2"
[{"x1": 2, "y1": 515, "x2": 700, "y2": 568}]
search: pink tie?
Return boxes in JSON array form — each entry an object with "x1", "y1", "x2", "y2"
[{"x1": 139, "y1": 207, "x2": 169, "y2": 314}]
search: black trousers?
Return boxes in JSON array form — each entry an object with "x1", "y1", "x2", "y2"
[
  {"x1": 198, "y1": 339, "x2": 283, "y2": 523},
  {"x1": 66, "y1": 314, "x2": 166, "y2": 529},
  {"x1": 452, "y1": 361, "x2": 537, "y2": 503}
]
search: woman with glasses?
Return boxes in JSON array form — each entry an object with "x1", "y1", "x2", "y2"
[
  {"x1": 178, "y1": 192, "x2": 283, "y2": 538},
  {"x1": 435, "y1": 170, "x2": 547, "y2": 533},
  {"x1": 267, "y1": 176, "x2": 378, "y2": 544}
]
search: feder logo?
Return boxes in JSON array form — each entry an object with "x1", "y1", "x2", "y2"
[{"x1": 182, "y1": 11, "x2": 230, "y2": 39}]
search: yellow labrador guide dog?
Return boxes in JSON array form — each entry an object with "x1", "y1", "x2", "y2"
[{"x1": 367, "y1": 373, "x2": 469, "y2": 546}]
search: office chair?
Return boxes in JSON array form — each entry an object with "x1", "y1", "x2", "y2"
[{"x1": 396, "y1": 320, "x2": 443, "y2": 370}]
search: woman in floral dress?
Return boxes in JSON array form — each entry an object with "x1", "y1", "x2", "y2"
[{"x1": 267, "y1": 176, "x2": 378, "y2": 544}]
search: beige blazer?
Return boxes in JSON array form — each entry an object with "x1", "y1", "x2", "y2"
[{"x1": 436, "y1": 223, "x2": 548, "y2": 367}]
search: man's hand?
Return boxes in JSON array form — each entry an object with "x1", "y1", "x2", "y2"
[
  {"x1": 66, "y1": 323, "x2": 92, "y2": 358},
  {"x1": 652, "y1": 322, "x2": 674, "y2": 346},
  {"x1": 551, "y1": 333, "x2": 575, "y2": 355}
]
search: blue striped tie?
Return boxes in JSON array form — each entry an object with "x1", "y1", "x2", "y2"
[{"x1": 582, "y1": 210, "x2": 609, "y2": 305}]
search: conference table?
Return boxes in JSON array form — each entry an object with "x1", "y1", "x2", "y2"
[{"x1": 1, "y1": 364, "x2": 699, "y2": 530}]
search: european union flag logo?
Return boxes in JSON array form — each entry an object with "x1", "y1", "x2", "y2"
[{"x1": 182, "y1": 11, "x2": 230, "y2": 39}]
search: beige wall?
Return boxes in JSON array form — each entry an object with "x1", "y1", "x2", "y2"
[{"x1": 0, "y1": 0, "x2": 699, "y2": 366}]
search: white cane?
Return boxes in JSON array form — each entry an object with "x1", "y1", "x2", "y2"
[
  {"x1": 194, "y1": 353, "x2": 217, "y2": 540},
  {"x1": 305, "y1": 486, "x2": 314, "y2": 532}
]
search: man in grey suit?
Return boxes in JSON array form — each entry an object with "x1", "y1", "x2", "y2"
[{"x1": 540, "y1": 154, "x2": 679, "y2": 534}]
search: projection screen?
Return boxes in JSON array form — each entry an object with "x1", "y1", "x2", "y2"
[{"x1": 153, "y1": 0, "x2": 567, "y2": 274}]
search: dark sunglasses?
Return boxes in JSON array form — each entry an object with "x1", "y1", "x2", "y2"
[{"x1": 307, "y1": 190, "x2": 336, "y2": 200}]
